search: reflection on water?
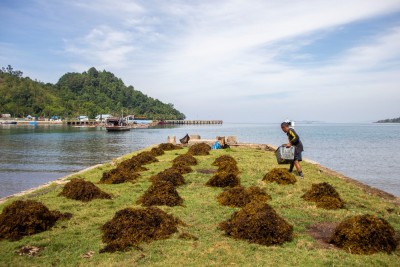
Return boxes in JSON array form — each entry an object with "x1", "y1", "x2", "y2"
[{"x1": 1, "y1": 123, "x2": 400, "y2": 198}]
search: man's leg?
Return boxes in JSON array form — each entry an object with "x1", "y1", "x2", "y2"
[
  {"x1": 294, "y1": 160, "x2": 303, "y2": 177},
  {"x1": 289, "y1": 162, "x2": 294, "y2": 172}
]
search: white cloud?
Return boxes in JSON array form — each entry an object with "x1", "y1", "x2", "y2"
[
  {"x1": 334, "y1": 27, "x2": 400, "y2": 70},
  {"x1": 191, "y1": 49, "x2": 398, "y2": 122},
  {"x1": 127, "y1": 1, "x2": 398, "y2": 84},
  {"x1": 64, "y1": 26, "x2": 136, "y2": 70},
  {"x1": 71, "y1": 0, "x2": 144, "y2": 15},
  {"x1": 12, "y1": 0, "x2": 400, "y2": 121}
]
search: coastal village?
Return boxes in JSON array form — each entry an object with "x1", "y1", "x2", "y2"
[{"x1": 0, "y1": 113, "x2": 223, "y2": 129}]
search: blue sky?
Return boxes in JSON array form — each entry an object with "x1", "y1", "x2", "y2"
[{"x1": 1, "y1": 0, "x2": 400, "y2": 122}]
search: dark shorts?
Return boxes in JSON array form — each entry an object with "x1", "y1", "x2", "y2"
[{"x1": 294, "y1": 150, "x2": 302, "y2": 161}]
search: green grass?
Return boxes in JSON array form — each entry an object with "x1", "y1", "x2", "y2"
[{"x1": 0, "y1": 147, "x2": 399, "y2": 266}]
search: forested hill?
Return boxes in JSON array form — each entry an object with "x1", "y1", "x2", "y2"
[
  {"x1": 375, "y1": 117, "x2": 400, "y2": 123},
  {"x1": 0, "y1": 66, "x2": 185, "y2": 120}
]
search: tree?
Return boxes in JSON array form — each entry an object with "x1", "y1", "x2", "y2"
[
  {"x1": 1, "y1": 65, "x2": 23, "y2": 78},
  {"x1": 0, "y1": 67, "x2": 186, "y2": 119}
]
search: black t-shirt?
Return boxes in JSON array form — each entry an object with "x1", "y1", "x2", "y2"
[{"x1": 287, "y1": 128, "x2": 304, "y2": 152}]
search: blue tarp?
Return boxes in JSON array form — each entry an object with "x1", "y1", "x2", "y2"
[{"x1": 211, "y1": 141, "x2": 222, "y2": 150}]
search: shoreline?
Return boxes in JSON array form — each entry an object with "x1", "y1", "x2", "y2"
[
  {"x1": 0, "y1": 143, "x2": 157, "y2": 204},
  {"x1": 306, "y1": 160, "x2": 399, "y2": 204},
  {"x1": 0, "y1": 164, "x2": 102, "y2": 204},
  {"x1": 0, "y1": 143, "x2": 398, "y2": 205}
]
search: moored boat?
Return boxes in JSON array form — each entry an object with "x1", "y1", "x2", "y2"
[
  {"x1": 105, "y1": 117, "x2": 130, "y2": 132},
  {"x1": 106, "y1": 126, "x2": 130, "y2": 131}
]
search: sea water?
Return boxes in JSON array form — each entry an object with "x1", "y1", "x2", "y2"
[{"x1": 0, "y1": 123, "x2": 399, "y2": 198}]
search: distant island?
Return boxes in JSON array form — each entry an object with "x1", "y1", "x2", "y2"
[
  {"x1": 0, "y1": 65, "x2": 185, "y2": 120},
  {"x1": 375, "y1": 117, "x2": 400, "y2": 123}
]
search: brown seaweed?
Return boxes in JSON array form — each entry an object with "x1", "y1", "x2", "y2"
[
  {"x1": 217, "y1": 186, "x2": 271, "y2": 207},
  {"x1": 172, "y1": 153, "x2": 198, "y2": 166},
  {"x1": 188, "y1": 143, "x2": 211, "y2": 156},
  {"x1": 330, "y1": 214, "x2": 398, "y2": 254},
  {"x1": 138, "y1": 181, "x2": 184, "y2": 207},
  {"x1": 212, "y1": 155, "x2": 237, "y2": 166},
  {"x1": 100, "y1": 168, "x2": 141, "y2": 184},
  {"x1": 150, "y1": 169, "x2": 186, "y2": 186},
  {"x1": 262, "y1": 168, "x2": 297, "y2": 185},
  {"x1": 205, "y1": 171, "x2": 240, "y2": 187},
  {"x1": 169, "y1": 163, "x2": 193, "y2": 174},
  {"x1": 302, "y1": 182, "x2": 344, "y2": 210},
  {"x1": 217, "y1": 162, "x2": 240, "y2": 174},
  {"x1": 150, "y1": 147, "x2": 165, "y2": 156},
  {"x1": 158, "y1": 143, "x2": 182, "y2": 151},
  {"x1": 133, "y1": 151, "x2": 159, "y2": 165},
  {"x1": 60, "y1": 178, "x2": 111, "y2": 201},
  {"x1": 100, "y1": 207, "x2": 181, "y2": 252},
  {"x1": 219, "y1": 202, "x2": 293, "y2": 246},
  {"x1": 117, "y1": 158, "x2": 148, "y2": 172},
  {"x1": 0, "y1": 200, "x2": 71, "y2": 241}
]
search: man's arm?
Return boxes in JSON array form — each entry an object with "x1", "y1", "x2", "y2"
[{"x1": 286, "y1": 129, "x2": 298, "y2": 147}]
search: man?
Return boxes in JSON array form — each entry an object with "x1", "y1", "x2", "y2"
[{"x1": 281, "y1": 122, "x2": 304, "y2": 178}]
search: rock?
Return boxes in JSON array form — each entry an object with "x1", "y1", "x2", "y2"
[
  {"x1": 167, "y1": 136, "x2": 176, "y2": 145},
  {"x1": 189, "y1": 135, "x2": 201, "y2": 140},
  {"x1": 226, "y1": 136, "x2": 237, "y2": 144}
]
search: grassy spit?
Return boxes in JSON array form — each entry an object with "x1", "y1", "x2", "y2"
[{"x1": 0, "y1": 146, "x2": 399, "y2": 266}]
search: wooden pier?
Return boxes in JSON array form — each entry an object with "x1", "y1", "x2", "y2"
[
  {"x1": 65, "y1": 120, "x2": 98, "y2": 126},
  {"x1": 161, "y1": 120, "x2": 223, "y2": 125},
  {"x1": 64, "y1": 119, "x2": 223, "y2": 126}
]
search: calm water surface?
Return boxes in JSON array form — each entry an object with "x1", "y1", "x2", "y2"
[{"x1": 0, "y1": 123, "x2": 399, "y2": 197}]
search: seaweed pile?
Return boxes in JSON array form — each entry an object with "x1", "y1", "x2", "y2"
[
  {"x1": 330, "y1": 214, "x2": 398, "y2": 254},
  {"x1": 100, "y1": 207, "x2": 181, "y2": 252},
  {"x1": 100, "y1": 168, "x2": 141, "y2": 184},
  {"x1": 150, "y1": 169, "x2": 186, "y2": 186},
  {"x1": 150, "y1": 147, "x2": 165, "y2": 157},
  {"x1": 117, "y1": 158, "x2": 148, "y2": 173},
  {"x1": 302, "y1": 182, "x2": 345, "y2": 209},
  {"x1": 219, "y1": 202, "x2": 293, "y2": 246},
  {"x1": 137, "y1": 181, "x2": 183, "y2": 207},
  {"x1": 206, "y1": 171, "x2": 240, "y2": 187},
  {"x1": 0, "y1": 200, "x2": 71, "y2": 241},
  {"x1": 206, "y1": 155, "x2": 240, "y2": 187},
  {"x1": 172, "y1": 154, "x2": 197, "y2": 166},
  {"x1": 137, "y1": 151, "x2": 192, "y2": 207},
  {"x1": 188, "y1": 143, "x2": 211, "y2": 156},
  {"x1": 168, "y1": 163, "x2": 193, "y2": 175},
  {"x1": 100, "y1": 151, "x2": 160, "y2": 184},
  {"x1": 133, "y1": 151, "x2": 159, "y2": 165},
  {"x1": 212, "y1": 155, "x2": 237, "y2": 167},
  {"x1": 217, "y1": 186, "x2": 271, "y2": 207},
  {"x1": 60, "y1": 178, "x2": 111, "y2": 201},
  {"x1": 168, "y1": 153, "x2": 197, "y2": 174},
  {"x1": 158, "y1": 143, "x2": 182, "y2": 151},
  {"x1": 262, "y1": 168, "x2": 296, "y2": 185},
  {"x1": 216, "y1": 162, "x2": 239, "y2": 174}
]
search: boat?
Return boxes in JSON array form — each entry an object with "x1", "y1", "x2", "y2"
[
  {"x1": 284, "y1": 119, "x2": 295, "y2": 128},
  {"x1": 0, "y1": 121, "x2": 17, "y2": 125},
  {"x1": 105, "y1": 117, "x2": 130, "y2": 132}
]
